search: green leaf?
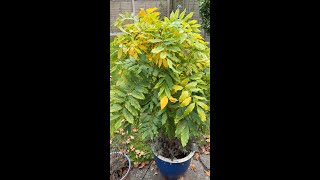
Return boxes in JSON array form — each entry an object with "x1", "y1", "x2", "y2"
[
  {"x1": 190, "y1": 73, "x2": 204, "y2": 80},
  {"x1": 180, "y1": 34, "x2": 187, "y2": 43},
  {"x1": 188, "y1": 20, "x2": 197, "y2": 24},
  {"x1": 131, "y1": 90, "x2": 145, "y2": 100},
  {"x1": 167, "y1": 46, "x2": 181, "y2": 52},
  {"x1": 181, "y1": 125, "x2": 189, "y2": 147},
  {"x1": 185, "y1": 82, "x2": 198, "y2": 89},
  {"x1": 181, "y1": 78, "x2": 189, "y2": 86},
  {"x1": 197, "y1": 106, "x2": 206, "y2": 122},
  {"x1": 164, "y1": 85, "x2": 171, "y2": 98},
  {"x1": 184, "y1": 12, "x2": 194, "y2": 21},
  {"x1": 110, "y1": 104, "x2": 123, "y2": 112},
  {"x1": 184, "y1": 103, "x2": 195, "y2": 116},
  {"x1": 111, "y1": 97, "x2": 125, "y2": 103},
  {"x1": 148, "y1": 39, "x2": 162, "y2": 43},
  {"x1": 123, "y1": 108, "x2": 134, "y2": 123},
  {"x1": 191, "y1": 24, "x2": 201, "y2": 28},
  {"x1": 158, "y1": 86, "x2": 165, "y2": 98},
  {"x1": 135, "y1": 86, "x2": 148, "y2": 94},
  {"x1": 165, "y1": 74, "x2": 173, "y2": 88},
  {"x1": 169, "y1": 71, "x2": 180, "y2": 83},
  {"x1": 160, "y1": 51, "x2": 167, "y2": 59},
  {"x1": 110, "y1": 114, "x2": 121, "y2": 121},
  {"x1": 179, "y1": 9, "x2": 186, "y2": 19},
  {"x1": 190, "y1": 111, "x2": 202, "y2": 124},
  {"x1": 125, "y1": 101, "x2": 138, "y2": 116},
  {"x1": 179, "y1": 91, "x2": 189, "y2": 102},
  {"x1": 172, "y1": 85, "x2": 183, "y2": 92},
  {"x1": 114, "y1": 120, "x2": 122, "y2": 130},
  {"x1": 175, "y1": 119, "x2": 187, "y2": 135},
  {"x1": 128, "y1": 96, "x2": 141, "y2": 110},
  {"x1": 170, "y1": 11, "x2": 175, "y2": 20},
  {"x1": 167, "y1": 59, "x2": 173, "y2": 69},
  {"x1": 193, "y1": 95, "x2": 208, "y2": 101},
  {"x1": 174, "y1": 8, "x2": 180, "y2": 19},
  {"x1": 153, "y1": 78, "x2": 165, "y2": 89},
  {"x1": 161, "y1": 113, "x2": 167, "y2": 125},
  {"x1": 151, "y1": 46, "x2": 164, "y2": 53},
  {"x1": 174, "y1": 107, "x2": 185, "y2": 124}
]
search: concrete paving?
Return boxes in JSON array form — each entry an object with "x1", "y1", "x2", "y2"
[{"x1": 129, "y1": 154, "x2": 210, "y2": 180}]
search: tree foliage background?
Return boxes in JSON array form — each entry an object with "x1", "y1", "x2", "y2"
[{"x1": 199, "y1": 0, "x2": 210, "y2": 35}]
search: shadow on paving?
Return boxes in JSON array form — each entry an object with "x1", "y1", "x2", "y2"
[{"x1": 129, "y1": 155, "x2": 210, "y2": 180}]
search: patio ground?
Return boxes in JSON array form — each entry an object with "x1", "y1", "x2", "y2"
[{"x1": 129, "y1": 154, "x2": 210, "y2": 180}]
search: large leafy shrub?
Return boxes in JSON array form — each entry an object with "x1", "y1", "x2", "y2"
[{"x1": 110, "y1": 8, "x2": 210, "y2": 148}]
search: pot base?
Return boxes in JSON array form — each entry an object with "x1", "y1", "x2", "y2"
[{"x1": 154, "y1": 151, "x2": 195, "y2": 180}]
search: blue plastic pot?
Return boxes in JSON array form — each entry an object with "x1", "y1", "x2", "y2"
[{"x1": 154, "y1": 151, "x2": 195, "y2": 180}]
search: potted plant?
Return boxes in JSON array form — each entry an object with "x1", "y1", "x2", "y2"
[
  {"x1": 110, "y1": 152, "x2": 131, "y2": 180},
  {"x1": 110, "y1": 7, "x2": 210, "y2": 179}
]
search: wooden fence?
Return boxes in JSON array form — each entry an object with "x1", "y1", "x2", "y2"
[{"x1": 110, "y1": 0, "x2": 210, "y2": 42}]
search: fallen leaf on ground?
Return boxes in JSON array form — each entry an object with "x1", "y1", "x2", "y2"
[
  {"x1": 154, "y1": 172, "x2": 158, "y2": 175},
  {"x1": 193, "y1": 152, "x2": 200, "y2": 160},
  {"x1": 110, "y1": 140, "x2": 112, "y2": 144},
  {"x1": 206, "y1": 138, "x2": 210, "y2": 143},
  {"x1": 204, "y1": 170, "x2": 210, "y2": 176},
  {"x1": 133, "y1": 162, "x2": 139, "y2": 168},
  {"x1": 152, "y1": 160, "x2": 156, "y2": 165},
  {"x1": 139, "y1": 162, "x2": 145, "y2": 169},
  {"x1": 189, "y1": 163, "x2": 196, "y2": 171},
  {"x1": 132, "y1": 128, "x2": 138, "y2": 133},
  {"x1": 130, "y1": 135, "x2": 134, "y2": 140}
]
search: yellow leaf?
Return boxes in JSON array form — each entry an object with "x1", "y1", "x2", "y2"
[
  {"x1": 197, "y1": 101, "x2": 209, "y2": 111},
  {"x1": 197, "y1": 63, "x2": 203, "y2": 70},
  {"x1": 160, "y1": 96, "x2": 168, "y2": 110},
  {"x1": 133, "y1": 52, "x2": 138, "y2": 59},
  {"x1": 181, "y1": 78, "x2": 189, "y2": 86},
  {"x1": 162, "y1": 59, "x2": 168, "y2": 68},
  {"x1": 129, "y1": 47, "x2": 135, "y2": 56},
  {"x1": 158, "y1": 58, "x2": 163, "y2": 68},
  {"x1": 180, "y1": 97, "x2": 191, "y2": 107},
  {"x1": 153, "y1": 12, "x2": 160, "y2": 16},
  {"x1": 138, "y1": 45, "x2": 147, "y2": 51},
  {"x1": 138, "y1": 9, "x2": 147, "y2": 17},
  {"x1": 172, "y1": 85, "x2": 184, "y2": 94},
  {"x1": 146, "y1": 7, "x2": 157, "y2": 13},
  {"x1": 179, "y1": 91, "x2": 189, "y2": 102},
  {"x1": 197, "y1": 107, "x2": 206, "y2": 122},
  {"x1": 204, "y1": 170, "x2": 210, "y2": 177},
  {"x1": 169, "y1": 96, "x2": 178, "y2": 103},
  {"x1": 118, "y1": 48, "x2": 122, "y2": 59}
]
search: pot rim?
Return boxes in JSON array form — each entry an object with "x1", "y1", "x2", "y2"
[
  {"x1": 154, "y1": 151, "x2": 195, "y2": 164},
  {"x1": 110, "y1": 152, "x2": 131, "y2": 180}
]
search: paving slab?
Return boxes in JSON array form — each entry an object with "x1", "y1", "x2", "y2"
[
  {"x1": 200, "y1": 154, "x2": 211, "y2": 169},
  {"x1": 129, "y1": 154, "x2": 210, "y2": 180}
]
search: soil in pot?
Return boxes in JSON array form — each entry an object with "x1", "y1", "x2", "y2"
[
  {"x1": 152, "y1": 136, "x2": 194, "y2": 160},
  {"x1": 110, "y1": 153, "x2": 129, "y2": 180}
]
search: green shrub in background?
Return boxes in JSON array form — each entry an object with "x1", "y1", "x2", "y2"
[{"x1": 199, "y1": 0, "x2": 210, "y2": 35}]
